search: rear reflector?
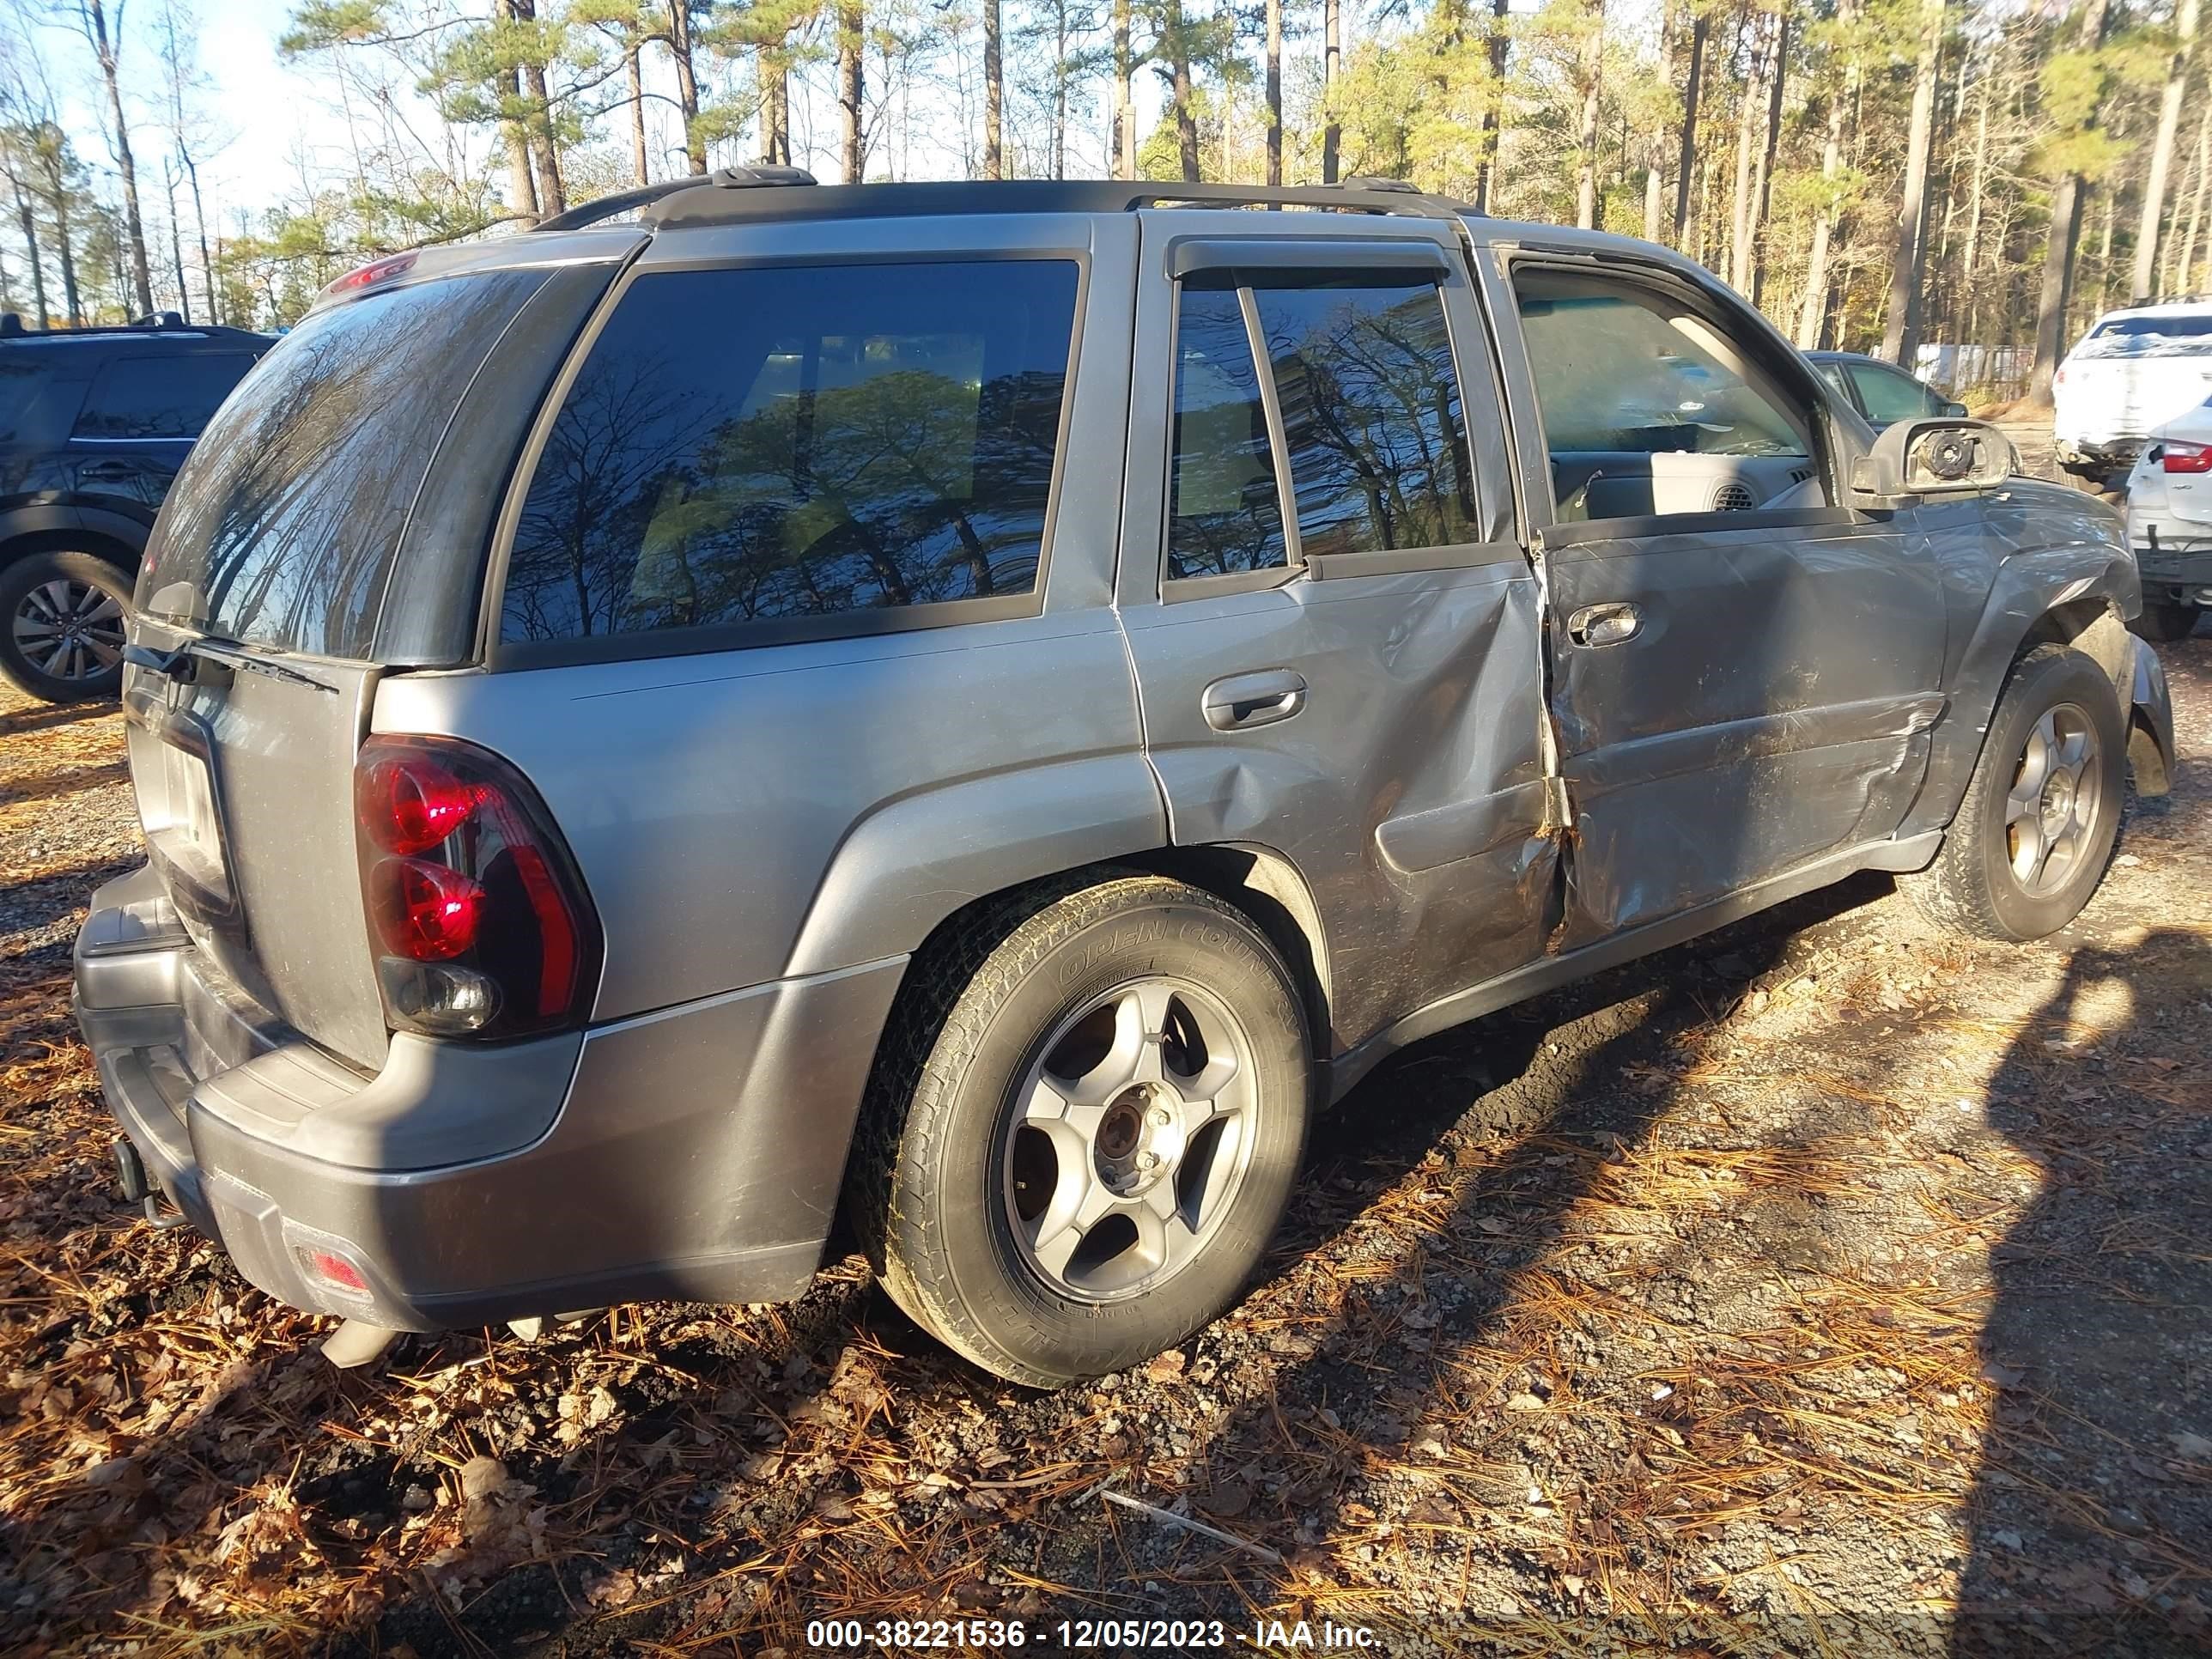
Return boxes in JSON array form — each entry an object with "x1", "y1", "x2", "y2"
[{"x1": 356, "y1": 736, "x2": 599, "y2": 1039}]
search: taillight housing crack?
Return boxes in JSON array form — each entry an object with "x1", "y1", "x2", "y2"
[{"x1": 356, "y1": 734, "x2": 601, "y2": 1039}]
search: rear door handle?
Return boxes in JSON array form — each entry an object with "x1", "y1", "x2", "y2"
[
  {"x1": 1566, "y1": 601, "x2": 1643, "y2": 647},
  {"x1": 1202, "y1": 668, "x2": 1308, "y2": 731},
  {"x1": 80, "y1": 460, "x2": 136, "y2": 481}
]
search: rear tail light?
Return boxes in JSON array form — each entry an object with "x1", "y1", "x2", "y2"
[
  {"x1": 2163, "y1": 441, "x2": 2212, "y2": 473},
  {"x1": 355, "y1": 735, "x2": 600, "y2": 1038}
]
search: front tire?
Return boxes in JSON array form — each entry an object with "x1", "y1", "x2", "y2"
[
  {"x1": 0, "y1": 550, "x2": 132, "y2": 702},
  {"x1": 2130, "y1": 601, "x2": 2201, "y2": 643},
  {"x1": 858, "y1": 873, "x2": 1311, "y2": 1388},
  {"x1": 1905, "y1": 644, "x2": 2125, "y2": 941}
]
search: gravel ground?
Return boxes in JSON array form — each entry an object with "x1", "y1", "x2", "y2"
[{"x1": 0, "y1": 609, "x2": 2206, "y2": 1657}]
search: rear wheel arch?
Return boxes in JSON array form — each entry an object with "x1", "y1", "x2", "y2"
[
  {"x1": 0, "y1": 522, "x2": 143, "y2": 576},
  {"x1": 832, "y1": 848, "x2": 1333, "y2": 1230},
  {"x1": 842, "y1": 865, "x2": 1315, "y2": 1385}
]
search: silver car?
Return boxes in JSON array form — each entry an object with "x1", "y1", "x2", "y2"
[{"x1": 75, "y1": 174, "x2": 2177, "y2": 1386}]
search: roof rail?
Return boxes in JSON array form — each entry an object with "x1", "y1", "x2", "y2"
[
  {"x1": 533, "y1": 166, "x2": 821, "y2": 234},
  {"x1": 639, "y1": 176, "x2": 1470, "y2": 232},
  {"x1": 0, "y1": 310, "x2": 267, "y2": 343}
]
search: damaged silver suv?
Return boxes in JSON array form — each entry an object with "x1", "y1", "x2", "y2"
[{"x1": 75, "y1": 174, "x2": 2177, "y2": 1387}]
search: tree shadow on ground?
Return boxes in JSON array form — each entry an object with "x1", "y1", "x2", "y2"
[{"x1": 1951, "y1": 928, "x2": 2212, "y2": 1656}]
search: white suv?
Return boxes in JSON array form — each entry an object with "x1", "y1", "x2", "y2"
[{"x1": 2054, "y1": 301, "x2": 2212, "y2": 489}]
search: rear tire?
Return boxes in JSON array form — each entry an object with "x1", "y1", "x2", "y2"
[
  {"x1": 855, "y1": 873, "x2": 1311, "y2": 1388},
  {"x1": 2130, "y1": 601, "x2": 2201, "y2": 643},
  {"x1": 0, "y1": 550, "x2": 132, "y2": 703},
  {"x1": 1905, "y1": 644, "x2": 2125, "y2": 942}
]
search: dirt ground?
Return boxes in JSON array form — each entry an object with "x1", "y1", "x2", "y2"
[{"x1": 1, "y1": 611, "x2": 2207, "y2": 1653}]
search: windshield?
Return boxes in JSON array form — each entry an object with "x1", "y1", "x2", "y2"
[{"x1": 137, "y1": 270, "x2": 547, "y2": 657}]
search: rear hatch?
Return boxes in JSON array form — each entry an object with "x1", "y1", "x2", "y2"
[
  {"x1": 124, "y1": 242, "x2": 627, "y2": 1072},
  {"x1": 2057, "y1": 313, "x2": 2212, "y2": 443}
]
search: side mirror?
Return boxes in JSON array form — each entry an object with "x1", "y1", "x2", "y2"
[
  {"x1": 1851, "y1": 416, "x2": 2016, "y2": 501},
  {"x1": 1943, "y1": 400, "x2": 1969, "y2": 417}
]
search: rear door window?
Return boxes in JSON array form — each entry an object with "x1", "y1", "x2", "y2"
[
  {"x1": 1167, "y1": 264, "x2": 1480, "y2": 581},
  {"x1": 74, "y1": 352, "x2": 256, "y2": 439},
  {"x1": 1255, "y1": 276, "x2": 1477, "y2": 557},
  {"x1": 498, "y1": 258, "x2": 1081, "y2": 647}
]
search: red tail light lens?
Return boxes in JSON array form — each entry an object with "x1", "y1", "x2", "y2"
[
  {"x1": 355, "y1": 736, "x2": 600, "y2": 1039},
  {"x1": 370, "y1": 858, "x2": 483, "y2": 960},
  {"x1": 2163, "y1": 441, "x2": 2212, "y2": 473},
  {"x1": 362, "y1": 754, "x2": 485, "y2": 857}
]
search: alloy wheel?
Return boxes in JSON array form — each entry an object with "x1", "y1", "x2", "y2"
[
  {"x1": 11, "y1": 577, "x2": 125, "y2": 684},
  {"x1": 2004, "y1": 702, "x2": 2103, "y2": 898},
  {"x1": 1001, "y1": 977, "x2": 1260, "y2": 1304}
]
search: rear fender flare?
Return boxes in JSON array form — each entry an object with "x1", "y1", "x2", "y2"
[
  {"x1": 781, "y1": 752, "x2": 1170, "y2": 979},
  {"x1": 0, "y1": 504, "x2": 149, "y2": 568}
]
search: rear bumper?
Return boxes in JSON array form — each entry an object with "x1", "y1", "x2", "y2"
[
  {"x1": 2129, "y1": 512, "x2": 2212, "y2": 605},
  {"x1": 74, "y1": 864, "x2": 904, "y2": 1331},
  {"x1": 2054, "y1": 436, "x2": 2145, "y2": 483}
]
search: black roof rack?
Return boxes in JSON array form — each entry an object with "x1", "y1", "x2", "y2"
[
  {"x1": 636, "y1": 176, "x2": 1471, "y2": 233},
  {"x1": 533, "y1": 165, "x2": 822, "y2": 233},
  {"x1": 0, "y1": 310, "x2": 268, "y2": 343}
]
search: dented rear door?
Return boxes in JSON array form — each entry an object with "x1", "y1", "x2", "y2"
[{"x1": 1116, "y1": 211, "x2": 1556, "y2": 1060}]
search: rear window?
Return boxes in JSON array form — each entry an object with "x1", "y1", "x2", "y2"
[
  {"x1": 498, "y1": 258, "x2": 1080, "y2": 647},
  {"x1": 2079, "y1": 313, "x2": 2212, "y2": 357},
  {"x1": 138, "y1": 272, "x2": 549, "y2": 657},
  {"x1": 74, "y1": 352, "x2": 256, "y2": 439}
]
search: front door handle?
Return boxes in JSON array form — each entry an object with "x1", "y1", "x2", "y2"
[
  {"x1": 1566, "y1": 601, "x2": 1643, "y2": 647},
  {"x1": 80, "y1": 459, "x2": 137, "y2": 481},
  {"x1": 1202, "y1": 667, "x2": 1308, "y2": 731}
]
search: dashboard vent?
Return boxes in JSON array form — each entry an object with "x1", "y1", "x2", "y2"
[
  {"x1": 1790, "y1": 467, "x2": 1814, "y2": 483},
  {"x1": 1713, "y1": 481, "x2": 1756, "y2": 512}
]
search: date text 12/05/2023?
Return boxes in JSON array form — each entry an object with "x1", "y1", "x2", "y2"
[{"x1": 800, "y1": 1616, "x2": 1382, "y2": 1649}]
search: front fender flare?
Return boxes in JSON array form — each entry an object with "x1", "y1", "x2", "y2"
[{"x1": 1901, "y1": 542, "x2": 2137, "y2": 837}]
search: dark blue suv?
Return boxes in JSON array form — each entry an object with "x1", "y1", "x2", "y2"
[{"x1": 0, "y1": 312, "x2": 268, "y2": 701}]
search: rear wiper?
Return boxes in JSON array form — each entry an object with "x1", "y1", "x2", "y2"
[{"x1": 124, "y1": 639, "x2": 339, "y2": 696}]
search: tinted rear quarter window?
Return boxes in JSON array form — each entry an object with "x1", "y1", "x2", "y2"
[
  {"x1": 74, "y1": 352, "x2": 256, "y2": 439},
  {"x1": 500, "y1": 258, "x2": 1080, "y2": 647},
  {"x1": 0, "y1": 356, "x2": 85, "y2": 444},
  {"x1": 141, "y1": 272, "x2": 550, "y2": 657}
]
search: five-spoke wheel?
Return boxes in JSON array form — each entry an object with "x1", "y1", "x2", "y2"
[
  {"x1": 2002, "y1": 703, "x2": 2103, "y2": 898},
  {"x1": 860, "y1": 872, "x2": 1310, "y2": 1388},
  {"x1": 1906, "y1": 643, "x2": 2126, "y2": 941},
  {"x1": 1006, "y1": 978, "x2": 1257, "y2": 1302}
]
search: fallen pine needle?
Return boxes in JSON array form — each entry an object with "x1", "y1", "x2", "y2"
[{"x1": 1100, "y1": 1488, "x2": 1283, "y2": 1563}]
